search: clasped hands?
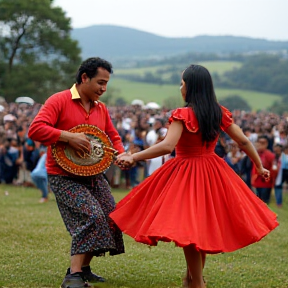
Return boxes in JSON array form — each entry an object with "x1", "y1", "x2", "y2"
[{"x1": 115, "y1": 152, "x2": 135, "y2": 169}]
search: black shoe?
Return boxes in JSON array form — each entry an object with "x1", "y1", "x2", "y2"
[
  {"x1": 61, "y1": 272, "x2": 90, "y2": 288},
  {"x1": 82, "y1": 266, "x2": 106, "y2": 283}
]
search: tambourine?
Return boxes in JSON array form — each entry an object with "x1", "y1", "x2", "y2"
[{"x1": 52, "y1": 124, "x2": 118, "y2": 176}]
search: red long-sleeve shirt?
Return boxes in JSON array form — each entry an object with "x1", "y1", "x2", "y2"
[
  {"x1": 251, "y1": 149, "x2": 275, "y2": 188},
  {"x1": 28, "y1": 85, "x2": 124, "y2": 175}
]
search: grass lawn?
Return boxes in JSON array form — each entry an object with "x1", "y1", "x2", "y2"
[
  {"x1": 108, "y1": 78, "x2": 281, "y2": 111},
  {"x1": 0, "y1": 184, "x2": 287, "y2": 288}
]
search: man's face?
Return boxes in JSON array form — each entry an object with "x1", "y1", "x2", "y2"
[
  {"x1": 257, "y1": 139, "x2": 268, "y2": 152},
  {"x1": 82, "y1": 67, "x2": 110, "y2": 102},
  {"x1": 153, "y1": 120, "x2": 162, "y2": 130},
  {"x1": 273, "y1": 146, "x2": 282, "y2": 156}
]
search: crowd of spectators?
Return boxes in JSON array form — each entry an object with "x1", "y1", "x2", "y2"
[{"x1": 1, "y1": 97, "x2": 288, "y2": 206}]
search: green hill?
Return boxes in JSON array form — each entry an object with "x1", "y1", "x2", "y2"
[{"x1": 71, "y1": 25, "x2": 288, "y2": 61}]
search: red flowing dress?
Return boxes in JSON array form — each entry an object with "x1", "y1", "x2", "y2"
[{"x1": 110, "y1": 107, "x2": 279, "y2": 253}]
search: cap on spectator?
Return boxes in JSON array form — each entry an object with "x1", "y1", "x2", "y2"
[
  {"x1": 122, "y1": 118, "x2": 132, "y2": 131},
  {"x1": 0, "y1": 105, "x2": 4, "y2": 112},
  {"x1": 26, "y1": 138, "x2": 35, "y2": 147},
  {"x1": 148, "y1": 117, "x2": 155, "y2": 125},
  {"x1": 3, "y1": 114, "x2": 17, "y2": 122}
]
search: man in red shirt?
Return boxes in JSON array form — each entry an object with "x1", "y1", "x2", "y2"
[
  {"x1": 251, "y1": 135, "x2": 275, "y2": 204},
  {"x1": 28, "y1": 57, "x2": 125, "y2": 288}
]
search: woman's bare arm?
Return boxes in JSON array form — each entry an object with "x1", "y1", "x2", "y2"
[{"x1": 118, "y1": 120, "x2": 183, "y2": 164}]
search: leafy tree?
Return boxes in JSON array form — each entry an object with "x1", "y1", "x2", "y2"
[
  {"x1": 269, "y1": 95, "x2": 288, "y2": 115},
  {"x1": 100, "y1": 86, "x2": 120, "y2": 106},
  {"x1": 0, "y1": 0, "x2": 81, "y2": 103},
  {"x1": 169, "y1": 72, "x2": 181, "y2": 85},
  {"x1": 223, "y1": 54, "x2": 288, "y2": 95},
  {"x1": 114, "y1": 97, "x2": 127, "y2": 107},
  {"x1": 219, "y1": 95, "x2": 251, "y2": 111}
]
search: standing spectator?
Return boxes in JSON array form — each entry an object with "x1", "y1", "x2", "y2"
[
  {"x1": 146, "y1": 118, "x2": 168, "y2": 176},
  {"x1": 226, "y1": 141, "x2": 243, "y2": 175},
  {"x1": 28, "y1": 57, "x2": 125, "y2": 288},
  {"x1": 30, "y1": 146, "x2": 49, "y2": 203},
  {"x1": 240, "y1": 154, "x2": 253, "y2": 189},
  {"x1": 273, "y1": 144, "x2": 283, "y2": 207},
  {"x1": 0, "y1": 138, "x2": 20, "y2": 183},
  {"x1": 280, "y1": 144, "x2": 288, "y2": 190},
  {"x1": 251, "y1": 136, "x2": 275, "y2": 204},
  {"x1": 214, "y1": 131, "x2": 228, "y2": 158}
]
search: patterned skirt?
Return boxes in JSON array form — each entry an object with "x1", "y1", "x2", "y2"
[{"x1": 48, "y1": 174, "x2": 124, "y2": 256}]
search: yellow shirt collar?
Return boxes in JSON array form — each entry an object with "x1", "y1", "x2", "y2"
[
  {"x1": 70, "y1": 84, "x2": 101, "y2": 106},
  {"x1": 70, "y1": 84, "x2": 80, "y2": 99}
]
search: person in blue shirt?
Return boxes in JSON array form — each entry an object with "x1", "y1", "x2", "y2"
[{"x1": 30, "y1": 146, "x2": 49, "y2": 203}]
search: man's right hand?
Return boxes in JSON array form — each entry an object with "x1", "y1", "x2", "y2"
[{"x1": 59, "y1": 131, "x2": 91, "y2": 156}]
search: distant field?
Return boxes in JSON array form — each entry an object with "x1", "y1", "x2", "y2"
[
  {"x1": 115, "y1": 61, "x2": 242, "y2": 76},
  {"x1": 108, "y1": 78, "x2": 281, "y2": 111},
  {"x1": 114, "y1": 61, "x2": 242, "y2": 83},
  {"x1": 199, "y1": 61, "x2": 242, "y2": 75}
]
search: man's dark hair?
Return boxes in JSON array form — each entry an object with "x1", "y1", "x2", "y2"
[
  {"x1": 76, "y1": 57, "x2": 113, "y2": 84},
  {"x1": 242, "y1": 127, "x2": 251, "y2": 133},
  {"x1": 155, "y1": 118, "x2": 165, "y2": 127},
  {"x1": 257, "y1": 135, "x2": 269, "y2": 143},
  {"x1": 274, "y1": 143, "x2": 283, "y2": 149}
]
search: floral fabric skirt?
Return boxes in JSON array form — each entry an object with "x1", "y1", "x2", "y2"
[{"x1": 48, "y1": 174, "x2": 124, "y2": 256}]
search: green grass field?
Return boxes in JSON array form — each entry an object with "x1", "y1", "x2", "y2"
[
  {"x1": 0, "y1": 184, "x2": 287, "y2": 288},
  {"x1": 115, "y1": 61, "x2": 242, "y2": 77},
  {"x1": 108, "y1": 78, "x2": 281, "y2": 111}
]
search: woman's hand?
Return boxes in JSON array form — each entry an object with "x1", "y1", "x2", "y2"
[{"x1": 256, "y1": 166, "x2": 270, "y2": 181}]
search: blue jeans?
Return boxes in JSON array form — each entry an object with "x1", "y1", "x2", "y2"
[
  {"x1": 130, "y1": 166, "x2": 139, "y2": 188},
  {"x1": 255, "y1": 187, "x2": 272, "y2": 204},
  {"x1": 274, "y1": 185, "x2": 283, "y2": 206},
  {"x1": 31, "y1": 174, "x2": 48, "y2": 198}
]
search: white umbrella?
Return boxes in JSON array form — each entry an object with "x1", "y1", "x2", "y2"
[
  {"x1": 145, "y1": 102, "x2": 161, "y2": 109},
  {"x1": 131, "y1": 99, "x2": 144, "y2": 106},
  {"x1": 15, "y1": 96, "x2": 35, "y2": 105}
]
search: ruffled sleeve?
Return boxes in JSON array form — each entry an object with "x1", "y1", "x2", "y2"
[
  {"x1": 220, "y1": 105, "x2": 233, "y2": 131},
  {"x1": 169, "y1": 108, "x2": 199, "y2": 133}
]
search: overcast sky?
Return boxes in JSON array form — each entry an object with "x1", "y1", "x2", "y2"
[{"x1": 53, "y1": 0, "x2": 288, "y2": 41}]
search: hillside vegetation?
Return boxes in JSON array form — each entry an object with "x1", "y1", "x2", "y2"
[
  {"x1": 71, "y1": 25, "x2": 288, "y2": 61},
  {"x1": 109, "y1": 78, "x2": 281, "y2": 111},
  {"x1": 115, "y1": 61, "x2": 242, "y2": 80}
]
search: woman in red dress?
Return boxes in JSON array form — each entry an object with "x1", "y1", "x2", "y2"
[{"x1": 110, "y1": 64, "x2": 278, "y2": 288}]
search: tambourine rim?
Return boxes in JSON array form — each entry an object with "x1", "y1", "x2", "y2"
[{"x1": 52, "y1": 124, "x2": 115, "y2": 176}]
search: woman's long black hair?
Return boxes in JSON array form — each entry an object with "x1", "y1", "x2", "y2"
[{"x1": 182, "y1": 64, "x2": 222, "y2": 144}]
